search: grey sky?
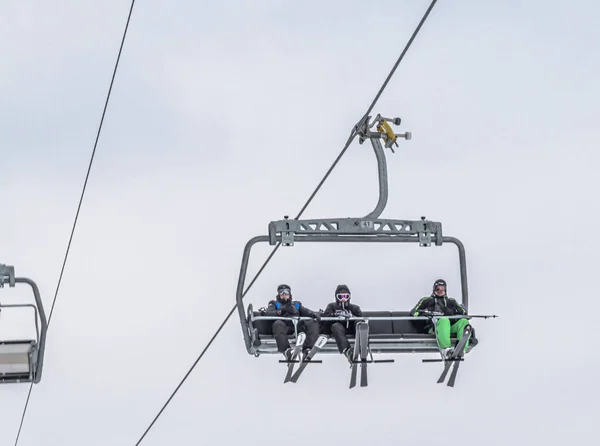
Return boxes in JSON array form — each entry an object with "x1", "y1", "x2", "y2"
[{"x1": 1, "y1": 0, "x2": 599, "y2": 444}]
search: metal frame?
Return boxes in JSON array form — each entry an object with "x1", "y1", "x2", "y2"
[
  {"x1": 0, "y1": 263, "x2": 47, "y2": 384},
  {"x1": 236, "y1": 114, "x2": 473, "y2": 357},
  {"x1": 244, "y1": 311, "x2": 479, "y2": 356}
]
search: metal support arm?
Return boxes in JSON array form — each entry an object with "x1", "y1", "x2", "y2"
[{"x1": 366, "y1": 135, "x2": 389, "y2": 219}]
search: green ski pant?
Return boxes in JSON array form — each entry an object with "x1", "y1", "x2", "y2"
[{"x1": 433, "y1": 318, "x2": 470, "y2": 350}]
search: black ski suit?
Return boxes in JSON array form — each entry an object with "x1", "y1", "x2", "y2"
[
  {"x1": 263, "y1": 299, "x2": 320, "y2": 353},
  {"x1": 322, "y1": 301, "x2": 363, "y2": 353}
]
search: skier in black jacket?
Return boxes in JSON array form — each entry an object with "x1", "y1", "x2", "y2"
[
  {"x1": 260, "y1": 284, "x2": 321, "y2": 360},
  {"x1": 322, "y1": 284, "x2": 363, "y2": 363},
  {"x1": 410, "y1": 279, "x2": 477, "y2": 357}
]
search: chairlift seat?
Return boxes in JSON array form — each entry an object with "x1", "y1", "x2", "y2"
[
  {"x1": 249, "y1": 310, "x2": 460, "y2": 355},
  {"x1": 0, "y1": 340, "x2": 38, "y2": 384}
]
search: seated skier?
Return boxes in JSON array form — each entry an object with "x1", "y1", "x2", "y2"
[
  {"x1": 322, "y1": 284, "x2": 363, "y2": 364},
  {"x1": 259, "y1": 284, "x2": 321, "y2": 361},
  {"x1": 410, "y1": 279, "x2": 476, "y2": 358}
]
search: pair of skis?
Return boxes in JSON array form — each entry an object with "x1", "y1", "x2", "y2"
[
  {"x1": 279, "y1": 323, "x2": 394, "y2": 387},
  {"x1": 349, "y1": 321, "x2": 394, "y2": 389},
  {"x1": 280, "y1": 333, "x2": 328, "y2": 383},
  {"x1": 423, "y1": 324, "x2": 472, "y2": 387}
]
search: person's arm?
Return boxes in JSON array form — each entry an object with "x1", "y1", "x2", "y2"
[
  {"x1": 410, "y1": 297, "x2": 430, "y2": 316},
  {"x1": 299, "y1": 303, "x2": 320, "y2": 320},
  {"x1": 262, "y1": 300, "x2": 280, "y2": 316},
  {"x1": 322, "y1": 303, "x2": 335, "y2": 317},
  {"x1": 449, "y1": 298, "x2": 467, "y2": 315}
]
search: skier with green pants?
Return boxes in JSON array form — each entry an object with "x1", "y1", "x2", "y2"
[{"x1": 410, "y1": 279, "x2": 473, "y2": 358}]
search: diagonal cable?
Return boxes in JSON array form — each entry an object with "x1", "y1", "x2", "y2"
[
  {"x1": 363, "y1": 0, "x2": 438, "y2": 120},
  {"x1": 133, "y1": 1, "x2": 438, "y2": 443},
  {"x1": 14, "y1": 1, "x2": 137, "y2": 444}
]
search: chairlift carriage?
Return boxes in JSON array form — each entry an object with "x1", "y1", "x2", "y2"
[
  {"x1": 0, "y1": 263, "x2": 47, "y2": 384},
  {"x1": 236, "y1": 114, "x2": 498, "y2": 388}
]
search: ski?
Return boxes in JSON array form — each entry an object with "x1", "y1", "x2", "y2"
[
  {"x1": 447, "y1": 357, "x2": 461, "y2": 387},
  {"x1": 349, "y1": 344, "x2": 359, "y2": 389},
  {"x1": 437, "y1": 359, "x2": 453, "y2": 383},
  {"x1": 349, "y1": 321, "x2": 369, "y2": 389},
  {"x1": 283, "y1": 332, "x2": 306, "y2": 383},
  {"x1": 360, "y1": 360, "x2": 368, "y2": 387},
  {"x1": 359, "y1": 322, "x2": 369, "y2": 387},
  {"x1": 289, "y1": 335, "x2": 328, "y2": 383},
  {"x1": 437, "y1": 325, "x2": 472, "y2": 385}
]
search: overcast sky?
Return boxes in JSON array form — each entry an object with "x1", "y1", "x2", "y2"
[{"x1": 1, "y1": 0, "x2": 599, "y2": 445}]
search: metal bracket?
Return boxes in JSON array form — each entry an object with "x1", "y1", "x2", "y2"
[
  {"x1": 269, "y1": 216, "x2": 442, "y2": 247},
  {"x1": 0, "y1": 264, "x2": 16, "y2": 288},
  {"x1": 350, "y1": 113, "x2": 413, "y2": 220},
  {"x1": 356, "y1": 114, "x2": 412, "y2": 150}
]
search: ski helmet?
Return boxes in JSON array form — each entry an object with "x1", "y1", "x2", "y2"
[
  {"x1": 335, "y1": 284, "x2": 351, "y2": 302},
  {"x1": 277, "y1": 284, "x2": 292, "y2": 301},
  {"x1": 432, "y1": 279, "x2": 447, "y2": 296}
]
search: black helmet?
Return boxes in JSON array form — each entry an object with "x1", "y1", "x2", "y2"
[
  {"x1": 433, "y1": 279, "x2": 447, "y2": 296},
  {"x1": 277, "y1": 284, "x2": 292, "y2": 301}
]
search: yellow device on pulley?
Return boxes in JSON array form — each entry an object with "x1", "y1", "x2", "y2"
[{"x1": 377, "y1": 120, "x2": 399, "y2": 150}]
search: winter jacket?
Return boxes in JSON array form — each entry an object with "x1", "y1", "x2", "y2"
[
  {"x1": 322, "y1": 301, "x2": 363, "y2": 318},
  {"x1": 410, "y1": 295, "x2": 467, "y2": 317},
  {"x1": 263, "y1": 299, "x2": 319, "y2": 319}
]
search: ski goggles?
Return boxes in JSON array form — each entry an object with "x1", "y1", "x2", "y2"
[
  {"x1": 434, "y1": 286, "x2": 446, "y2": 292},
  {"x1": 336, "y1": 293, "x2": 350, "y2": 300},
  {"x1": 278, "y1": 289, "x2": 291, "y2": 295}
]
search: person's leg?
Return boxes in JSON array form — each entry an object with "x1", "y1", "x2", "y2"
[
  {"x1": 330, "y1": 322, "x2": 350, "y2": 353},
  {"x1": 272, "y1": 320, "x2": 291, "y2": 353},
  {"x1": 301, "y1": 319, "x2": 320, "y2": 350},
  {"x1": 450, "y1": 318, "x2": 471, "y2": 352},
  {"x1": 435, "y1": 317, "x2": 451, "y2": 349}
]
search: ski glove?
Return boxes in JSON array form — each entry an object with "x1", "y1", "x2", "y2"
[
  {"x1": 422, "y1": 311, "x2": 445, "y2": 317},
  {"x1": 279, "y1": 305, "x2": 299, "y2": 317}
]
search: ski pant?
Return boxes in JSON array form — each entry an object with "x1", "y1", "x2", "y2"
[
  {"x1": 330, "y1": 322, "x2": 353, "y2": 353},
  {"x1": 434, "y1": 317, "x2": 470, "y2": 350},
  {"x1": 272, "y1": 319, "x2": 319, "y2": 353}
]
